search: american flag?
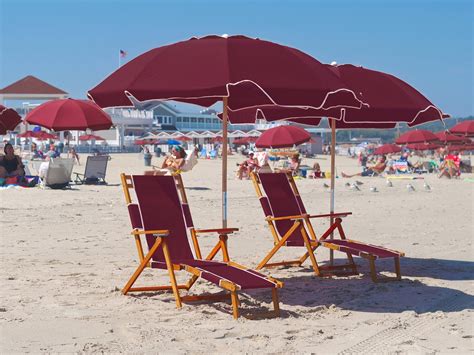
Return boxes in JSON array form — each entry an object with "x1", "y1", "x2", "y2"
[{"x1": 120, "y1": 49, "x2": 127, "y2": 58}]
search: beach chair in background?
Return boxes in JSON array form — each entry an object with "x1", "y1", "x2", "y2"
[
  {"x1": 209, "y1": 149, "x2": 218, "y2": 159},
  {"x1": 120, "y1": 173, "x2": 282, "y2": 319},
  {"x1": 393, "y1": 160, "x2": 410, "y2": 174},
  {"x1": 251, "y1": 172, "x2": 404, "y2": 282},
  {"x1": 41, "y1": 157, "x2": 74, "y2": 189},
  {"x1": 74, "y1": 155, "x2": 108, "y2": 184}
]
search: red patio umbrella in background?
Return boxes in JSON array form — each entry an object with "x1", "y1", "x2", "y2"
[
  {"x1": 406, "y1": 142, "x2": 440, "y2": 151},
  {"x1": 447, "y1": 143, "x2": 474, "y2": 152},
  {"x1": 373, "y1": 144, "x2": 402, "y2": 155},
  {"x1": 449, "y1": 120, "x2": 474, "y2": 137},
  {"x1": 211, "y1": 136, "x2": 223, "y2": 143},
  {"x1": 0, "y1": 105, "x2": 22, "y2": 134},
  {"x1": 25, "y1": 98, "x2": 113, "y2": 131},
  {"x1": 176, "y1": 136, "x2": 192, "y2": 142},
  {"x1": 395, "y1": 130, "x2": 440, "y2": 144},
  {"x1": 79, "y1": 134, "x2": 105, "y2": 141},
  {"x1": 17, "y1": 130, "x2": 56, "y2": 139},
  {"x1": 88, "y1": 35, "x2": 366, "y2": 228},
  {"x1": 255, "y1": 125, "x2": 311, "y2": 149},
  {"x1": 435, "y1": 131, "x2": 469, "y2": 144}
]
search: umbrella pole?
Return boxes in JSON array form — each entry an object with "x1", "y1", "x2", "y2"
[
  {"x1": 329, "y1": 118, "x2": 336, "y2": 265},
  {"x1": 222, "y1": 97, "x2": 229, "y2": 228}
]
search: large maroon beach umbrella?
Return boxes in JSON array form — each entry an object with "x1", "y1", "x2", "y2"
[
  {"x1": 406, "y1": 142, "x2": 441, "y2": 151},
  {"x1": 395, "y1": 130, "x2": 439, "y2": 144},
  {"x1": 435, "y1": 131, "x2": 469, "y2": 144},
  {"x1": 373, "y1": 144, "x2": 402, "y2": 155},
  {"x1": 25, "y1": 98, "x2": 113, "y2": 131},
  {"x1": 0, "y1": 105, "x2": 22, "y2": 134},
  {"x1": 255, "y1": 125, "x2": 311, "y2": 148},
  {"x1": 87, "y1": 35, "x2": 365, "y2": 228},
  {"x1": 449, "y1": 120, "x2": 474, "y2": 137}
]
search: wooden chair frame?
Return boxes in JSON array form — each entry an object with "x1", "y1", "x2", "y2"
[
  {"x1": 251, "y1": 172, "x2": 403, "y2": 282},
  {"x1": 120, "y1": 173, "x2": 282, "y2": 318}
]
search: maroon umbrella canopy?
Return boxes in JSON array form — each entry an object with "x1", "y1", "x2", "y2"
[
  {"x1": 435, "y1": 131, "x2": 469, "y2": 144},
  {"x1": 255, "y1": 125, "x2": 311, "y2": 148},
  {"x1": 25, "y1": 99, "x2": 113, "y2": 131},
  {"x1": 221, "y1": 64, "x2": 447, "y2": 127},
  {"x1": 17, "y1": 130, "x2": 56, "y2": 139},
  {"x1": 176, "y1": 136, "x2": 192, "y2": 142},
  {"x1": 87, "y1": 35, "x2": 364, "y2": 111},
  {"x1": 79, "y1": 134, "x2": 105, "y2": 141},
  {"x1": 449, "y1": 120, "x2": 474, "y2": 137},
  {"x1": 395, "y1": 130, "x2": 439, "y2": 144},
  {"x1": 0, "y1": 105, "x2": 22, "y2": 134},
  {"x1": 406, "y1": 142, "x2": 440, "y2": 151},
  {"x1": 373, "y1": 144, "x2": 402, "y2": 155},
  {"x1": 447, "y1": 143, "x2": 474, "y2": 152}
]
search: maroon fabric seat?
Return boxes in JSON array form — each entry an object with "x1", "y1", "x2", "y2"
[
  {"x1": 131, "y1": 175, "x2": 277, "y2": 290},
  {"x1": 322, "y1": 240, "x2": 400, "y2": 259}
]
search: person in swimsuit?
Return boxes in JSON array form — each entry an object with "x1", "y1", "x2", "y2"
[
  {"x1": 161, "y1": 146, "x2": 186, "y2": 172},
  {"x1": 341, "y1": 155, "x2": 387, "y2": 178},
  {"x1": 0, "y1": 143, "x2": 25, "y2": 178}
]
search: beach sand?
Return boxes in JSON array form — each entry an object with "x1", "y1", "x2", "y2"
[{"x1": 1, "y1": 153, "x2": 473, "y2": 353}]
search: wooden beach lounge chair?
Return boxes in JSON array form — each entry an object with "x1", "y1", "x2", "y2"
[
  {"x1": 74, "y1": 155, "x2": 108, "y2": 184},
  {"x1": 251, "y1": 172, "x2": 404, "y2": 282},
  {"x1": 120, "y1": 173, "x2": 282, "y2": 319}
]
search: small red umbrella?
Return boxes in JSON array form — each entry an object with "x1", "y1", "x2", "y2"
[
  {"x1": 449, "y1": 120, "x2": 474, "y2": 137},
  {"x1": 0, "y1": 105, "x2": 22, "y2": 134},
  {"x1": 447, "y1": 143, "x2": 474, "y2": 152},
  {"x1": 395, "y1": 130, "x2": 439, "y2": 144},
  {"x1": 407, "y1": 142, "x2": 440, "y2": 151},
  {"x1": 17, "y1": 130, "x2": 56, "y2": 139},
  {"x1": 373, "y1": 144, "x2": 402, "y2": 155},
  {"x1": 233, "y1": 137, "x2": 249, "y2": 145},
  {"x1": 79, "y1": 134, "x2": 105, "y2": 141},
  {"x1": 435, "y1": 131, "x2": 468, "y2": 144},
  {"x1": 134, "y1": 139, "x2": 156, "y2": 145},
  {"x1": 176, "y1": 136, "x2": 192, "y2": 142},
  {"x1": 255, "y1": 125, "x2": 311, "y2": 148},
  {"x1": 25, "y1": 99, "x2": 113, "y2": 131}
]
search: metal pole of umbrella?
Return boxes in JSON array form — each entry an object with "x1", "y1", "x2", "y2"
[
  {"x1": 222, "y1": 97, "x2": 229, "y2": 228},
  {"x1": 329, "y1": 117, "x2": 336, "y2": 265}
]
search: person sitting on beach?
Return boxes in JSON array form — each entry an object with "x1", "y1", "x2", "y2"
[
  {"x1": 438, "y1": 153, "x2": 460, "y2": 179},
  {"x1": 309, "y1": 162, "x2": 325, "y2": 178},
  {"x1": 0, "y1": 143, "x2": 25, "y2": 178},
  {"x1": 161, "y1": 146, "x2": 187, "y2": 173},
  {"x1": 341, "y1": 155, "x2": 387, "y2": 178},
  {"x1": 31, "y1": 142, "x2": 44, "y2": 159},
  {"x1": 45, "y1": 144, "x2": 60, "y2": 159},
  {"x1": 237, "y1": 152, "x2": 259, "y2": 179}
]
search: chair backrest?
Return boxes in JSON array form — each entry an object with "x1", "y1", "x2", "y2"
[
  {"x1": 131, "y1": 175, "x2": 195, "y2": 263},
  {"x1": 84, "y1": 156, "x2": 108, "y2": 180},
  {"x1": 257, "y1": 173, "x2": 307, "y2": 243},
  {"x1": 180, "y1": 150, "x2": 198, "y2": 172},
  {"x1": 45, "y1": 158, "x2": 74, "y2": 186}
]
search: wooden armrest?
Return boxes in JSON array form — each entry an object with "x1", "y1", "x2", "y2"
[
  {"x1": 194, "y1": 228, "x2": 239, "y2": 235},
  {"x1": 131, "y1": 229, "x2": 170, "y2": 237},
  {"x1": 266, "y1": 214, "x2": 307, "y2": 222},
  {"x1": 308, "y1": 212, "x2": 352, "y2": 219}
]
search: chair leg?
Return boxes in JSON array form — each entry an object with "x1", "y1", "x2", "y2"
[
  {"x1": 257, "y1": 222, "x2": 301, "y2": 269},
  {"x1": 300, "y1": 227, "x2": 321, "y2": 276},
  {"x1": 272, "y1": 288, "x2": 280, "y2": 317},
  {"x1": 369, "y1": 257, "x2": 402, "y2": 283},
  {"x1": 395, "y1": 257, "x2": 401, "y2": 280},
  {"x1": 122, "y1": 237, "x2": 163, "y2": 295},
  {"x1": 162, "y1": 240, "x2": 182, "y2": 309},
  {"x1": 231, "y1": 291, "x2": 239, "y2": 319},
  {"x1": 369, "y1": 258, "x2": 378, "y2": 283}
]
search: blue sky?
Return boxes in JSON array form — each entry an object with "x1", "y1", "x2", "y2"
[{"x1": 1, "y1": 0, "x2": 472, "y2": 116}]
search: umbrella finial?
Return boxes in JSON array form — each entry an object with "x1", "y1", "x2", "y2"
[
  {"x1": 222, "y1": 33, "x2": 229, "y2": 38},
  {"x1": 330, "y1": 61, "x2": 337, "y2": 66}
]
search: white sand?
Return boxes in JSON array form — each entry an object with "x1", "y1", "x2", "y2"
[{"x1": 1, "y1": 153, "x2": 473, "y2": 353}]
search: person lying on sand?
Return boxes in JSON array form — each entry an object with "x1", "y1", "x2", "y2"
[{"x1": 341, "y1": 155, "x2": 387, "y2": 178}]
